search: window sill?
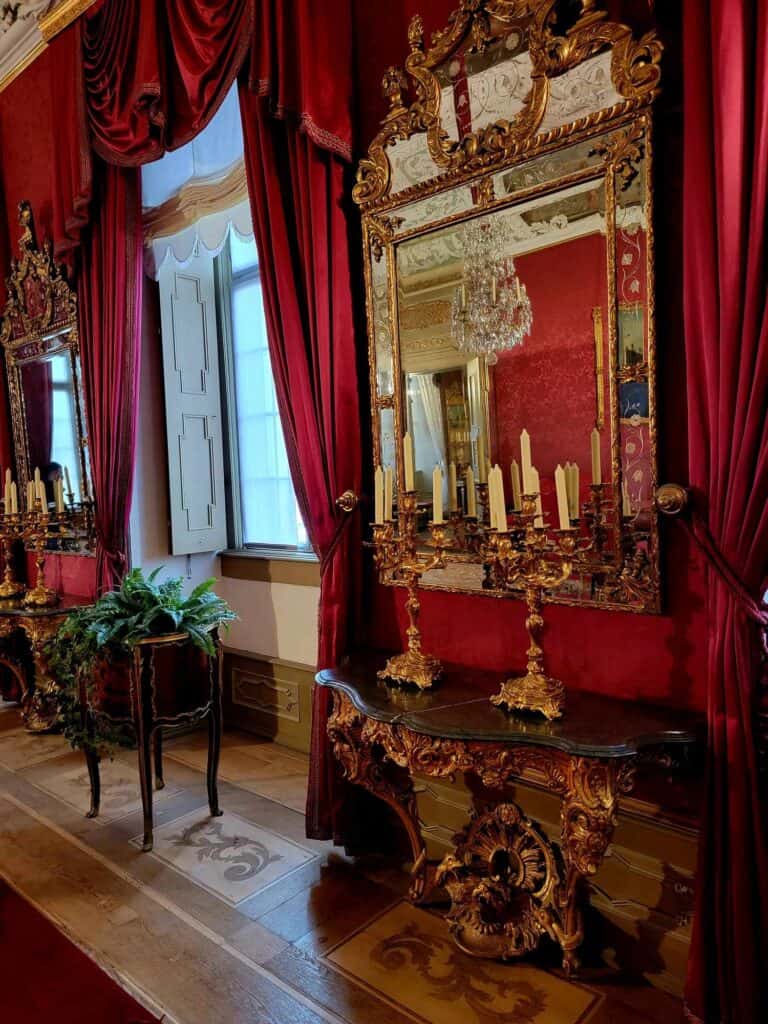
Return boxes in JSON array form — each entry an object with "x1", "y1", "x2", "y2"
[{"x1": 220, "y1": 548, "x2": 320, "y2": 587}]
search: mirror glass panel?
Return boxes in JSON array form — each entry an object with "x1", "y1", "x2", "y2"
[
  {"x1": 397, "y1": 175, "x2": 612, "y2": 553},
  {"x1": 18, "y1": 340, "x2": 90, "y2": 502}
]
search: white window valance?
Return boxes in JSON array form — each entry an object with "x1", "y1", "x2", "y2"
[{"x1": 141, "y1": 84, "x2": 253, "y2": 278}]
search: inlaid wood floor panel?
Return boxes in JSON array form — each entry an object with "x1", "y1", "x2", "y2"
[{"x1": 0, "y1": 713, "x2": 684, "y2": 1023}]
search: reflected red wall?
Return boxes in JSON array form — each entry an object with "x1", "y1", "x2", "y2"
[
  {"x1": 491, "y1": 232, "x2": 608, "y2": 522},
  {"x1": 353, "y1": 0, "x2": 708, "y2": 711}
]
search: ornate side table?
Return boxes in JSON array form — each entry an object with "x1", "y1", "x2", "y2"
[
  {"x1": 0, "y1": 595, "x2": 93, "y2": 731},
  {"x1": 318, "y1": 655, "x2": 701, "y2": 975},
  {"x1": 82, "y1": 632, "x2": 223, "y2": 852}
]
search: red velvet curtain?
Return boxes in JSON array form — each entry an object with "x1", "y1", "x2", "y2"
[
  {"x1": 78, "y1": 162, "x2": 143, "y2": 593},
  {"x1": 238, "y1": 89, "x2": 361, "y2": 840},
  {"x1": 683, "y1": 2, "x2": 768, "y2": 1021}
]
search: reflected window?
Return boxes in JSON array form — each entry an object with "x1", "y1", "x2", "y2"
[{"x1": 49, "y1": 355, "x2": 79, "y2": 488}]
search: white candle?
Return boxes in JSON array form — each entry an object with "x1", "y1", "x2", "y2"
[
  {"x1": 516, "y1": 277, "x2": 522, "y2": 301},
  {"x1": 10, "y1": 482, "x2": 18, "y2": 515},
  {"x1": 403, "y1": 432, "x2": 415, "y2": 492},
  {"x1": 64, "y1": 465, "x2": 72, "y2": 497},
  {"x1": 492, "y1": 464, "x2": 506, "y2": 531},
  {"x1": 37, "y1": 480, "x2": 46, "y2": 509},
  {"x1": 491, "y1": 275, "x2": 497, "y2": 305},
  {"x1": 3, "y1": 468, "x2": 10, "y2": 510},
  {"x1": 448, "y1": 462, "x2": 457, "y2": 512},
  {"x1": 555, "y1": 465, "x2": 571, "y2": 530},
  {"x1": 56, "y1": 479, "x2": 65, "y2": 513},
  {"x1": 461, "y1": 284, "x2": 467, "y2": 311},
  {"x1": 384, "y1": 466, "x2": 393, "y2": 521},
  {"x1": 374, "y1": 465, "x2": 384, "y2": 524},
  {"x1": 34, "y1": 466, "x2": 41, "y2": 486},
  {"x1": 477, "y1": 434, "x2": 487, "y2": 484},
  {"x1": 466, "y1": 466, "x2": 477, "y2": 517},
  {"x1": 591, "y1": 428, "x2": 602, "y2": 485},
  {"x1": 27, "y1": 481, "x2": 34, "y2": 510},
  {"x1": 520, "y1": 429, "x2": 533, "y2": 493},
  {"x1": 510, "y1": 459, "x2": 521, "y2": 511},
  {"x1": 432, "y1": 465, "x2": 443, "y2": 523}
]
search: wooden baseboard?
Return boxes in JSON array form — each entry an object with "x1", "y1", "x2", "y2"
[{"x1": 223, "y1": 649, "x2": 315, "y2": 754}]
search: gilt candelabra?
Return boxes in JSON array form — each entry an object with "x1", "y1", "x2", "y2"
[
  {"x1": 0, "y1": 492, "x2": 92, "y2": 607},
  {"x1": 21, "y1": 501, "x2": 62, "y2": 607},
  {"x1": 0, "y1": 508, "x2": 24, "y2": 598},
  {"x1": 373, "y1": 491, "x2": 448, "y2": 689},
  {"x1": 482, "y1": 494, "x2": 593, "y2": 720}
]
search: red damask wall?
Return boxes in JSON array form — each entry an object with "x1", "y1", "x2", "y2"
[{"x1": 353, "y1": 0, "x2": 709, "y2": 711}]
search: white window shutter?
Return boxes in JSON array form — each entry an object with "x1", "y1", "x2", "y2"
[{"x1": 158, "y1": 252, "x2": 228, "y2": 555}]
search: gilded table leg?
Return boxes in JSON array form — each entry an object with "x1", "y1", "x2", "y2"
[
  {"x1": 556, "y1": 756, "x2": 635, "y2": 975},
  {"x1": 327, "y1": 692, "x2": 429, "y2": 902},
  {"x1": 24, "y1": 623, "x2": 61, "y2": 733}
]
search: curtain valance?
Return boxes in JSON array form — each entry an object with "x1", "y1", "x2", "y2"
[{"x1": 81, "y1": 0, "x2": 353, "y2": 168}]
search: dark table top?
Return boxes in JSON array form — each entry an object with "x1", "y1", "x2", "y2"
[
  {"x1": 0, "y1": 593, "x2": 92, "y2": 618},
  {"x1": 317, "y1": 653, "x2": 703, "y2": 759}
]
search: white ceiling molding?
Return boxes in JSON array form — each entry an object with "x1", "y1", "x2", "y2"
[{"x1": 0, "y1": 0, "x2": 98, "y2": 94}]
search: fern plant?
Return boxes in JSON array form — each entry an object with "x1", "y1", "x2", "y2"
[{"x1": 47, "y1": 568, "x2": 237, "y2": 755}]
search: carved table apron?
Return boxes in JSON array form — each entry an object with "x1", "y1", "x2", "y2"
[
  {"x1": 0, "y1": 596, "x2": 93, "y2": 731},
  {"x1": 318, "y1": 657, "x2": 701, "y2": 975}
]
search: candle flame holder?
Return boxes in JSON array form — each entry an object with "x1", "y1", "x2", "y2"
[
  {"x1": 482, "y1": 494, "x2": 593, "y2": 720},
  {"x1": 373, "y1": 491, "x2": 448, "y2": 689}
]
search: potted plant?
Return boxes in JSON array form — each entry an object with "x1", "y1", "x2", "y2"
[{"x1": 48, "y1": 568, "x2": 236, "y2": 756}]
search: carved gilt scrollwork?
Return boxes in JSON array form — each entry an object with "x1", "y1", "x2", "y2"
[{"x1": 353, "y1": 0, "x2": 662, "y2": 209}]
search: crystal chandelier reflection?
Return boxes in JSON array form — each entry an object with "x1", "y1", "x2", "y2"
[{"x1": 450, "y1": 216, "x2": 533, "y2": 358}]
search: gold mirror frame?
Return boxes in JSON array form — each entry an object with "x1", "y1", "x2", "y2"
[
  {"x1": 0, "y1": 201, "x2": 92, "y2": 506},
  {"x1": 355, "y1": 0, "x2": 663, "y2": 613}
]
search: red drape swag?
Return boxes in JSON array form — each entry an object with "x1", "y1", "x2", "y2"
[{"x1": 683, "y1": 2, "x2": 768, "y2": 1022}]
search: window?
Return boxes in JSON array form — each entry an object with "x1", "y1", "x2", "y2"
[{"x1": 219, "y1": 233, "x2": 308, "y2": 550}]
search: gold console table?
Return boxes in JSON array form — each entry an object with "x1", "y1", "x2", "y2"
[
  {"x1": 0, "y1": 595, "x2": 92, "y2": 731},
  {"x1": 319, "y1": 655, "x2": 701, "y2": 975}
]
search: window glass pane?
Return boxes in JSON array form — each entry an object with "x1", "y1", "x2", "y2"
[
  {"x1": 230, "y1": 231, "x2": 257, "y2": 274},
  {"x1": 230, "y1": 241, "x2": 307, "y2": 548}
]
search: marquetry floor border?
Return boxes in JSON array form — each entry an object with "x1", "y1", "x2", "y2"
[
  {"x1": 0, "y1": 791, "x2": 349, "y2": 1024},
  {"x1": 320, "y1": 900, "x2": 606, "y2": 1024}
]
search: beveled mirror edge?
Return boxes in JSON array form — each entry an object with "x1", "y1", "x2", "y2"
[{"x1": 356, "y1": 0, "x2": 662, "y2": 614}]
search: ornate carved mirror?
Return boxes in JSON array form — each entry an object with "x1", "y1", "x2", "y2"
[
  {"x1": 0, "y1": 202, "x2": 93, "y2": 541},
  {"x1": 357, "y1": 0, "x2": 662, "y2": 612}
]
